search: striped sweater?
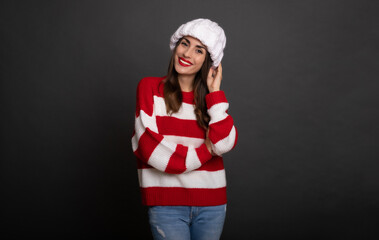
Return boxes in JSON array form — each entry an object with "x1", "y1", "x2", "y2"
[{"x1": 131, "y1": 76, "x2": 237, "y2": 206}]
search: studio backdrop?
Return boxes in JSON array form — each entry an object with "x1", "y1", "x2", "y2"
[{"x1": 1, "y1": 0, "x2": 378, "y2": 239}]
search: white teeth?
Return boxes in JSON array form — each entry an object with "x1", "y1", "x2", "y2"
[{"x1": 179, "y1": 59, "x2": 192, "y2": 66}]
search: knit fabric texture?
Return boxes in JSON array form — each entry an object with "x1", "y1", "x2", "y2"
[{"x1": 131, "y1": 77, "x2": 237, "y2": 206}]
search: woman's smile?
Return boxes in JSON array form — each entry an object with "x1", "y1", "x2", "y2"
[{"x1": 178, "y1": 57, "x2": 193, "y2": 67}]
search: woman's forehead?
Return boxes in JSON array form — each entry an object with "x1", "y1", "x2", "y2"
[{"x1": 183, "y1": 36, "x2": 206, "y2": 48}]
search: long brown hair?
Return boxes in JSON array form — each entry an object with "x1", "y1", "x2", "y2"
[{"x1": 163, "y1": 38, "x2": 213, "y2": 129}]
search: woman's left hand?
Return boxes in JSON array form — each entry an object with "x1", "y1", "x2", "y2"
[
  {"x1": 205, "y1": 128, "x2": 215, "y2": 156},
  {"x1": 207, "y1": 63, "x2": 222, "y2": 93}
]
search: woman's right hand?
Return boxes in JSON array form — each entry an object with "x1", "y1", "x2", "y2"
[
  {"x1": 207, "y1": 63, "x2": 222, "y2": 93},
  {"x1": 205, "y1": 129, "x2": 214, "y2": 155}
]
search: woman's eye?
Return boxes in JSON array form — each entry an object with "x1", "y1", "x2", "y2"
[
  {"x1": 181, "y1": 42, "x2": 188, "y2": 46},
  {"x1": 196, "y1": 49, "x2": 203, "y2": 54}
]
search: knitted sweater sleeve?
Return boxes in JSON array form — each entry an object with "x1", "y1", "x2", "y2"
[
  {"x1": 206, "y1": 91, "x2": 238, "y2": 156},
  {"x1": 131, "y1": 78, "x2": 213, "y2": 174}
]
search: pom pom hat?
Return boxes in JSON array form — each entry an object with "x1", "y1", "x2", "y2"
[{"x1": 170, "y1": 18, "x2": 226, "y2": 67}]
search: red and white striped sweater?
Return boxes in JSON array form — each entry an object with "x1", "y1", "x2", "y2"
[{"x1": 131, "y1": 76, "x2": 237, "y2": 206}]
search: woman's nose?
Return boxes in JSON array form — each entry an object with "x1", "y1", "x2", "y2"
[{"x1": 183, "y1": 48, "x2": 191, "y2": 58}]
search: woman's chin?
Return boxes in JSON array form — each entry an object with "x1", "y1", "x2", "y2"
[{"x1": 175, "y1": 65, "x2": 197, "y2": 76}]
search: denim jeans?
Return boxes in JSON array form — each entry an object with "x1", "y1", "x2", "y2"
[{"x1": 148, "y1": 205, "x2": 227, "y2": 240}]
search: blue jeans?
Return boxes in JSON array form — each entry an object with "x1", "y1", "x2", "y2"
[{"x1": 148, "y1": 205, "x2": 227, "y2": 240}]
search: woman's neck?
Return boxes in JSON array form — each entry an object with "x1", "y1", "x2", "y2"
[{"x1": 178, "y1": 74, "x2": 195, "y2": 92}]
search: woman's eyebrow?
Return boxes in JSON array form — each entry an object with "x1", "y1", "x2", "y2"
[
  {"x1": 183, "y1": 37, "x2": 191, "y2": 44},
  {"x1": 183, "y1": 37, "x2": 206, "y2": 49}
]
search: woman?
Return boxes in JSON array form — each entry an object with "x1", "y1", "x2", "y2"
[{"x1": 131, "y1": 18, "x2": 237, "y2": 240}]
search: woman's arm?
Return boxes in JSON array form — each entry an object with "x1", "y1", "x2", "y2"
[
  {"x1": 206, "y1": 91, "x2": 238, "y2": 156},
  {"x1": 206, "y1": 63, "x2": 238, "y2": 155},
  {"x1": 131, "y1": 77, "x2": 213, "y2": 174}
]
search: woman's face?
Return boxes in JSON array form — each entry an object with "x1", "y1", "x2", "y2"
[{"x1": 174, "y1": 36, "x2": 207, "y2": 78}]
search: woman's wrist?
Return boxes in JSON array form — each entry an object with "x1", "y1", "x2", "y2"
[{"x1": 209, "y1": 88, "x2": 220, "y2": 93}]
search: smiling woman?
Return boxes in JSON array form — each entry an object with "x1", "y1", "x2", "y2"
[
  {"x1": 164, "y1": 35, "x2": 214, "y2": 130},
  {"x1": 175, "y1": 37, "x2": 207, "y2": 78},
  {"x1": 131, "y1": 18, "x2": 237, "y2": 240}
]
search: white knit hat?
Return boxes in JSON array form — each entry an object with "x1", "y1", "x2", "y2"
[{"x1": 169, "y1": 18, "x2": 226, "y2": 67}]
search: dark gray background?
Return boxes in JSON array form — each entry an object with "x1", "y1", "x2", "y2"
[{"x1": 1, "y1": 0, "x2": 378, "y2": 239}]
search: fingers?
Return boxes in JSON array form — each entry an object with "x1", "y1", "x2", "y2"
[
  {"x1": 208, "y1": 67, "x2": 214, "y2": 78},
  {"x1": 207, "y1": 63, "x2": 223, "y2": 92},
  {"x1": 213, "y1": 63, "x2": 222, "y2": 79},
  {"x1": 204, "y1": 129, "x2": 214, "y2": 155},
  {"x1": 208, "y1": 63, "x2": 222, "y2": 78},
  {"x1": 214, "y1": 63, "x2": 222, "y2": 83}
]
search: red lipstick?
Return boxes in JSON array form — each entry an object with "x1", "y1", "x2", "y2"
[{"x1": 178, "y1": 57, "x2": 193, "y2": 67}]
